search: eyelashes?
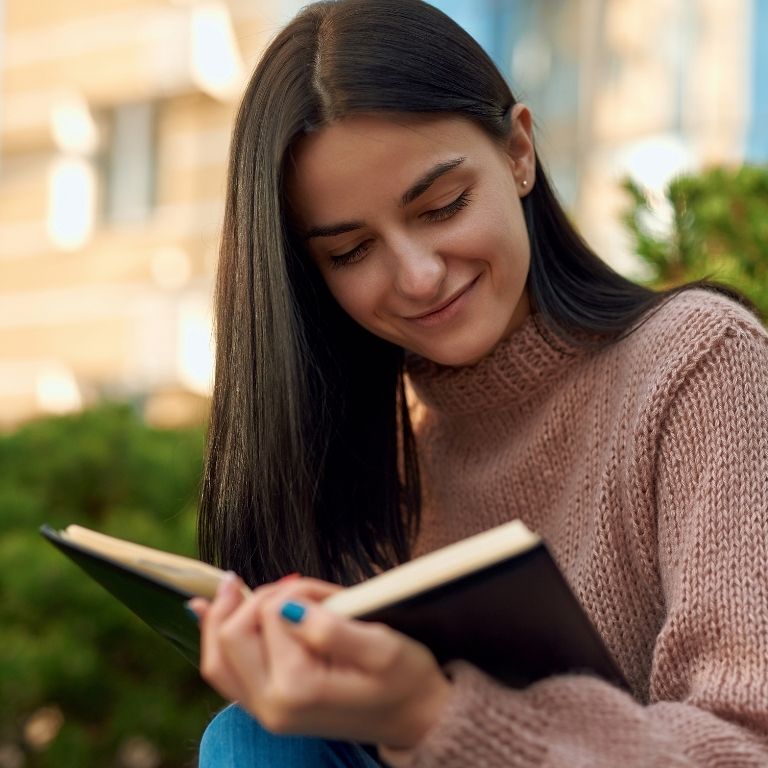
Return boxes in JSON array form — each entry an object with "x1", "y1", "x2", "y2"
[
  {"x1": 329, "y1": 190, "x2": 473, "y2": 270},
  {"x1": 330, "y1": 241, "x2": 372, "y2": 270},
  {"x1": 421, "y1": 189, "x2": 472, "y2": 223}
]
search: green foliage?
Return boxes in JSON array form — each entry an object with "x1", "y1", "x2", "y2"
[
  {"x1": 622, "y1": 165, "x2": 768, "y2": 317},
  {"x1": 0, "y1": 404, "x2": 222, "y2": 767}
]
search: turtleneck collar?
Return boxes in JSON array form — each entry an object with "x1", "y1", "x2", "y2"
[{"x1": 406, "y1": 313, "x2": 588, "y2": 416}]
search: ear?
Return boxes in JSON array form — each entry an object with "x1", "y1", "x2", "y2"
[{"x1": 504, "y1": 103, "x2": 536, "y2": 197}]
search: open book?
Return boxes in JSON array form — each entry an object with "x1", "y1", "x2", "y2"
[{"x1": 40, "y1": 520, "x2": 626, "y2": 688}]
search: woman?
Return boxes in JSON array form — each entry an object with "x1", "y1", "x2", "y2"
[{"x1": 188, "y1": 1, "x2": 768, "y2": 766}]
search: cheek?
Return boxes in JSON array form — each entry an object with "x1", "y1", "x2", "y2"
[
  {"x1": 320, "y1": 270, "x2": 386, "y2": 329},
  {"x1": 482, "y1": 205, "x2": 529, "y2": 272},
  {"x1": 454, "y1": 197, "x2": 523, "y2": 259}
]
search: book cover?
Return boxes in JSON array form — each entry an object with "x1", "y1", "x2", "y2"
[
  {"x1": 40, "y1": 522, "x2": 626, "y2": 688},
  {"x1": 41, "y1": 525, "x2": 202, "y2": 665}
]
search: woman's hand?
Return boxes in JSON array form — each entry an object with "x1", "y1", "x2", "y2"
[{"x1": 187, "y1": 575, "x2": 453, "y2": 753}]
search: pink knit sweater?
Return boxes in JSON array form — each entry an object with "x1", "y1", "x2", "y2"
[{"x1": 399, "y1": 289, "x2": 768, "y2": 767}]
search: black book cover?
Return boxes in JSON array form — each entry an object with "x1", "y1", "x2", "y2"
[
  {"x1": 40, "y1": 525, "x2": 626, "y2": 688},
  {"x1": 361, "y1": 544, "x2": 626, "y2": 688},
  {"x1": 40, "y1": 525, "x2": 201, "y2": 665}
]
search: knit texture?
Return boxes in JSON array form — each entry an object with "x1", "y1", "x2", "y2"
[{"x1": 393, "y1": 289, "x2": 768, "y2": 767}]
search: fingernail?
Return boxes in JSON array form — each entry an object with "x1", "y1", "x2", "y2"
[
  {"x1": 280, "y1": 601, "x2": 306, "y2": 624},
  {"x1": 184, "y1": 601, "x2": 199, "y2": 624},
  {"x1": 277, "y1": 572, "x2": 301, "y2": 583}
]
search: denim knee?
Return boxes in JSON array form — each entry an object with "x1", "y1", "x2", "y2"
[
  {"x1": 199, "y1": 705, "x2": 264, "y2": 768},
  {"x1": 198, "y1": 704, "x2": 380, "y2": 768}
]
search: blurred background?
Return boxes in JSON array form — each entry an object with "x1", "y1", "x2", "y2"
[{"x1": 0, "y1": 1, "x2": 766, "y2": 767}]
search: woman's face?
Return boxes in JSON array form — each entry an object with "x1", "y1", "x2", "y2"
[{"x1": 286, "y1": 108, "x2": 536, "y2": 366}]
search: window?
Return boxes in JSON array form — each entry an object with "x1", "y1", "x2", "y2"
[{"x1": 101, "y1": 102, "x2": 157, "y2": 224}]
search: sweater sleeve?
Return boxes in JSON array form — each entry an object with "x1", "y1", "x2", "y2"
[{"x1": 384, "y1": 320, "x2": 768, "y2": 768}]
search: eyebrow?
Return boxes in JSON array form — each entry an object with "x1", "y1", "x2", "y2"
[
  {"x1": 401, "y1": 156, "x2": 466, "y2": 206},
  {"x1": 304, "y1": 156, "x2": 467, "y2": 239}
]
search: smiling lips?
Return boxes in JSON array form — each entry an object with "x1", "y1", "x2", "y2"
[{"x1": 405, "y1": 275, "x2": 480, "y2": 327}]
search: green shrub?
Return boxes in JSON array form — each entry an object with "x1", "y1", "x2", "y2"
[
  {"x1": 622, "y1": 165, "x2": 768, "y2": 317},
  {"x1": 0, "y1": 404, "x2": 222, "y2": 767}
]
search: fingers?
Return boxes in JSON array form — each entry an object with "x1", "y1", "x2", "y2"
[
  {"x1": 188, "y1": 574, "x2": 448, "y2": 746},
  {"x1": 207, "y1": 578, "x2": 339, "y2": 722},
  {"x1": 196, "y1": 576, "x2": 339, "y2": 692},
  {"x1": 189, "y1": 574, "x2": 349, "y2": 714},
  {"x1": 267, "y1": 598, "x2": 405, "y2": 676},
  {"x1": 270, "y1": 576, "x2": 344, "y2": 602},
  {"x1": 186, "y1": 597, "x2": 209, "y2": 622},
  {"x1": 197, "y1": 573, "x2": 255, "y2": 701}
]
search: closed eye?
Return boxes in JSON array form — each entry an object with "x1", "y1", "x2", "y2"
[
  {"x1": 422, "y1": 190, "x2": 473, "y2": 223},
  {"x1": 329, "y1": 240, "x2": 372, "y2": 270},
  {"x1": 328, "y1": 190, "x2": 473, "y2": 269}
]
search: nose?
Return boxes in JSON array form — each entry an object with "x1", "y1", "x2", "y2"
[{"x1": 390, "y1": 236, "x2": 446, "y2": 303}]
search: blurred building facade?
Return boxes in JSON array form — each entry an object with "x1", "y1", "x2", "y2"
[
  {"x1": 0, "y1": 0, "x2": 765, "y2": 430},
  {"x1": 0, "y1": 0, "x2": 302, "y2": 428}
]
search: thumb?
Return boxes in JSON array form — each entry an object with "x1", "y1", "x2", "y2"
[{"x1": 275, "y1": 599, "x2": 403, "y2": 672}]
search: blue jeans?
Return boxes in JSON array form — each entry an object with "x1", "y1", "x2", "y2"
[{"x1": 198, "y1": 705, "x2": 382, "y2": 767}]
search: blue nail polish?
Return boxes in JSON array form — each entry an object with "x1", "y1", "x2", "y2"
[
  {"x1": 280, "y1": 601, "x2": 306, "y2": 624},
  {"x1": 184, "y1": 602, "x2": 199, "y2": 624}
]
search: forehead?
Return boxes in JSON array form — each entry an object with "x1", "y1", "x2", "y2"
[{"x1": 285, "y1": 114, "x2": 498, "y2": 223}]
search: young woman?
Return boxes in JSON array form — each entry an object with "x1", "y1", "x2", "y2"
[{"x1": 188, "y1": 1, "x2": 768, "y2": 766}]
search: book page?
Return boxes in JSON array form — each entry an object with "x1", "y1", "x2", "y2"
[
  {"x1": 324, "y1": 519, "x2": 540, "y2": 618},
  {"x1": 61, "y1": 518, "x2": 538, "y2": 610},
  {"x1": 61, "y1": 525, "x2": 242, "y2": 599}
]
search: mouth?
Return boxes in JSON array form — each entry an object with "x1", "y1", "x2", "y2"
[{"x1": 404, "y1": 276, "x2": 480, "y2": 325}]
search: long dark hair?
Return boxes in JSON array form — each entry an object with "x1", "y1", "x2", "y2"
[{"x1": 198, "y1": 0, "x2": 749, "y2": 587}]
